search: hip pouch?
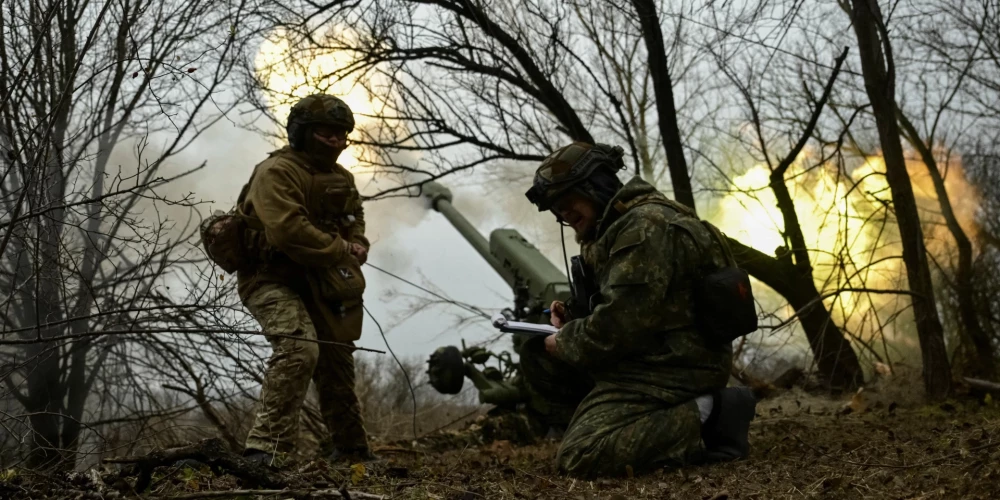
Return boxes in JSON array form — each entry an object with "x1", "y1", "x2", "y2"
[{"x1": 311, "y1": 258, "x2": 366, "y2": 302}]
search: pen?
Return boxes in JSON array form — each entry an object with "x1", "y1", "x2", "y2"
[{"x1": 543, "y1": 309, "x2": 551, "y2": 314}]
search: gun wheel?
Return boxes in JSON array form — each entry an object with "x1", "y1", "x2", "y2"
[{"x1": 427, "y1": 345, "x2": 465, "y2": 394}]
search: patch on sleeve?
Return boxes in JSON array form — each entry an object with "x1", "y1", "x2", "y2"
[
  {"x1": 607, "y1": 227, "x2": 650, "y2": 287},
  {"x1": 609, "y1": 226, "x2": 646, "y2": 256}
]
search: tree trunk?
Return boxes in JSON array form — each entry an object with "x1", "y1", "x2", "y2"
[
  {"x1": 849, "y1": 0, "x2": 952, "y2": 400},
  {"x1": 629, "y1": 1, "x2": 864, "y2": 389},
  {"x1": 630, "y1": 0, "x2": 695, "y2": 210},
  {"x1": 897, "y1": 112, "x2": 996, "y2": 380},
  {"x1": 730, "y1": 239, "x2": 865, "y2": 389}
]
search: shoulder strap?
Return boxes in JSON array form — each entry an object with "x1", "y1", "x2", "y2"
[
  {"x1": 619, "y1": 197, "x2": 737, "y2": 268},
  {"x1": 698, "y1": 221, "x2": 738, "y2": 267},
  {"x1": 235, "y1": 165, "x2": 265, "y2": 231}
]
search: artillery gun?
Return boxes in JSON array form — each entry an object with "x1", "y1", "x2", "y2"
[{"x1": 422, "y1": 181, "x2": 571, "y2": 413}]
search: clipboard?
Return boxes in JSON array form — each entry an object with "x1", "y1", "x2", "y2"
[{"x1": 491, "y1": 313, "x2": 558, "y2": 337}]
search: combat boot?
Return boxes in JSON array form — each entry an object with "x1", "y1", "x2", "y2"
[
  {"x1": 242, "y1": 448, "x2": 278, "y2": 467},
  {"x1": 700, "y1": 386, "x2": 757, "y2": 463}
]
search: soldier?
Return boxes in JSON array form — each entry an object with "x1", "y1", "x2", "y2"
[
  {"x1": 523, "y1": 142, "x2": 758, "y2": 478},
  {"x1": 237, "y1": 94, "x2": 376, "y2": 465}
]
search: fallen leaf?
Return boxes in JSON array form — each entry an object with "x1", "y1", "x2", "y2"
[
  {"x1": 840, "y1": 388, "x2": 866, "y2": 414},
  {"x1": 350, "y1": 463, "x2": 365, "y2": 484},
  {"x1": 187, "y1": 67, "x2": 197, "y2": 73},
  {"x1": 874, "y1": 361, "x2": 892, "y2": 376}
]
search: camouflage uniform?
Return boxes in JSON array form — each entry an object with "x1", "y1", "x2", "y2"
[
  {"x1": 552, "y1": 177, "x2": 733, "y2": 478},
  {"x1": 515, "y1": 335, "x2": 593, "y2": 429},
  {"x1": 237, "y1": 95, "x2": 370, "y2": 456}
]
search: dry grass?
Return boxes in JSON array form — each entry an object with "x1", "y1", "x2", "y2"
[{"x1": 7, "y1": 371, "x2": 1000, "y2": 500}]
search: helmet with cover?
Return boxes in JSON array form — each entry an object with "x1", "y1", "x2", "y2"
[
  {"x1": 525, "y1": 142, "x2": 625, "y2": 211},
  {"x1": 286, "y1": 94, "x2": 355, "y2": 150}
]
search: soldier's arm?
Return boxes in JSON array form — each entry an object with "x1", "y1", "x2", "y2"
[
  {"x1": 344, "y1": 170, "x2": 370, "y2": 250},
  {"x1": 250, "y1": 161, "x2": 350, "y2": 267},
  {"x1": 555, "y1": 216, "x2": 681, "y2": 369}
]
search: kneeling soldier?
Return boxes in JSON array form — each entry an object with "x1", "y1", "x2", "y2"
[{"x1": 524, "y1": 142, "x2": 758, "y2": 478}]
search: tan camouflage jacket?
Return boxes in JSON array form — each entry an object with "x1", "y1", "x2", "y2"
[
  {"x1": 237, "y1": 146, "x2": 368, "y2": 300},
  {"x1": 556, "y1": 177, "x2": 732, "y2": 405}
]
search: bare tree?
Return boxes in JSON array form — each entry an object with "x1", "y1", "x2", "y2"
[
  {"x1": 247, "y1": 0, "x2": 874, "y2": 389},
  {"x1": 630, "y1": 0, "x2": 694, "y2": 208},
  {"x1": 846, "y1": 0, "x2": 952, "y2": 399},
  {"x1": 895, "y1": 0, "x2": 1000, "y2": 379},
  {"x1": 0, "y1": 0, "x2": 253, "y2": 469}
]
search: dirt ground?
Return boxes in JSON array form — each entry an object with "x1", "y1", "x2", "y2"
[
  {"x1": 5, "y1": 381, "x2": 1000, "y2": 499},
  {"x1": 359, "y1": 387, "x2": 1000, "y2": 500}
]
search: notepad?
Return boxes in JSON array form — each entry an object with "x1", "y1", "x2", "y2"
[{"x1": 491, "y1": 313, "x2": 558, "y2": 337}]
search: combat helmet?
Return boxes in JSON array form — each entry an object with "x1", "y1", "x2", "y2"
[
  {"x1": 525, "y1": 142, "x2": 625, "y2": 211},
  {"x1": 286, "y1": 94, "x2": 355, "y2": 150}
]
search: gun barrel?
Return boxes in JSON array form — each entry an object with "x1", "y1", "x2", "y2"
[
  {"x1": 424, "y1": 181, "x2": 504, "y2": 273},
  {"x1": 424, "y1": 181, "x2": 571, "y2": 312}
]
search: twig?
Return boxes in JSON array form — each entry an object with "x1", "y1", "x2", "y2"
[
  {"x1": 104, "y1": 438, "x2": 286, "y2": 492},
  {"x1": 785, "y1": 429, "x2": 1000, "y2": 469},
  {"x1": 513, "y1": 466, "x2": 563, "y2": 489},
  {"x1": 0, "y1": 328, "x2": 385, "y2": 353},
  {"x1": 964, "y1": 377, "x2": 1000, "y2": 392},
  {"x1": 154, "y1": 489, "x2": 384, "y2": 499},
  {"x1": 417, "y1": 408, "x2": 483, "y2": 438},
  {"x1": 364, "y1": 305, "x2": 417, "y2": 440},
  {"x1": 839, "y1": 441, "x2": 1000, "y2": 469}
]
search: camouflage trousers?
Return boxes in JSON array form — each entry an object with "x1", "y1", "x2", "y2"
[
  {"x1": 517, "y1": 337, "x2": 704, "y2": 478},
  {"x1": 557, "y1": 386, "x2": 704, "y2": 478},
  {"x1": 243, "y1": 282, "x2": 368, "y2": 455},
  {"x1": 516, "y1": 336, "x2": 593, "y2": 428}
]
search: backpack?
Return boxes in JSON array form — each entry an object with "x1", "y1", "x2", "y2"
[
  {"x1": 621, "y1": 197, "x2": 759, "y2": 344},
  {"x1": 687, "y1": 220, "x2": 759, "y2": 344},
  {"x1": 199, "y1": 169, "x2": 263, "y2": 274}
]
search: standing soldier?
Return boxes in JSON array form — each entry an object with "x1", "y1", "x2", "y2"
[{"x1": 237, "y1": 94, "x2": 375, "y2": 464}]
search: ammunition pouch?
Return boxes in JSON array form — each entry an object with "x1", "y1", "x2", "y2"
[
  {"x1": 201, "y1": 213, "x2": 249, "y2": 274},
  {"x1": 693, "y1": 265, "x2": 757, "y2": 344},
  {"x1": 200, "y1": 167, "x2": 263, "y2": 274},
  {"x1": 310, "y1": 257, "x2": 366, "y2": 303},
  {"x1": 306, "y1": 275, "x2": 365, "y2": 343}
]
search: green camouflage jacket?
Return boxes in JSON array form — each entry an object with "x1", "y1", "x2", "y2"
[{"x1": 556, "y1": 177, "x2": 732, "y2": 405}]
